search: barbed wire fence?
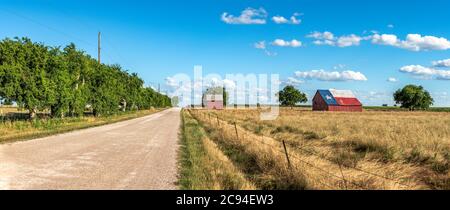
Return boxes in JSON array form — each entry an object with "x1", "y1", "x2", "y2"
[{"x1": 188, "y1": 109, "x2": 412, "y2": 190}]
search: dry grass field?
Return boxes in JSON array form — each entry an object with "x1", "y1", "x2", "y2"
[{"x1": 185, "y1": 108, "x2": 450, "y2": 190}]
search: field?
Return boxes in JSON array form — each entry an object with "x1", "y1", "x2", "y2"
[
  {"x1": 182, "y1": 107, "x2": 450, "y2": 190},
  {"x1": 0, "y1": 106, "x2": 165, "y2": 143}
]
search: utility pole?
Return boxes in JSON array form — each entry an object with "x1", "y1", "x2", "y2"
[
  {"x1": 98, "y1": 31, "x2": 101, "y2": 64},
  {"x1": 158, "y1": 83, "x2": 161, "y2": 93}
]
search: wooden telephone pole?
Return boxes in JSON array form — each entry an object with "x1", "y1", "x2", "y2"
[{"x1": 98, "y1": 32, "x2": 101, "y2": 64}]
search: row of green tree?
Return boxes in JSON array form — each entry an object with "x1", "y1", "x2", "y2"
[
  {"x1": 277, "y1": 85, "x2": 434, "y2": 110},
  {"x1": 0, "y1": 37, "x2": 171, "y2": 118}
]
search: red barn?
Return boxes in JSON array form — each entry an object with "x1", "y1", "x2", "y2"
[{"x1": 312, "y1": 89, "x2": 362, "y2": 112}]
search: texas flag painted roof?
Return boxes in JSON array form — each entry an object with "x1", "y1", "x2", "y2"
[{"x1": 317, "y1": 89, "x2": 362, "y2": 106}]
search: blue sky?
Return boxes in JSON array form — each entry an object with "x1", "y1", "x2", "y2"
[{"x1": 1, "y1": 0, "x2": 449, "y2": 106}]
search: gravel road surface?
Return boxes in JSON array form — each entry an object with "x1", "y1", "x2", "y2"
[{"x1": 0, "y1": 108, "x2": 181, "y2": 190}]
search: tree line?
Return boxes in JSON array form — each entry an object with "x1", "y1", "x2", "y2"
[{"x1": 0, "y1": 37, "x2": 171, "y2": 119}]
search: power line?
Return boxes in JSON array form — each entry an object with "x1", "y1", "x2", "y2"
[
  {"x1": 0, "y1": 8, "x2": 119, "y2": 64},
  {"x1": 0, "y1": 8, "x2": 95, "y2": 47}
]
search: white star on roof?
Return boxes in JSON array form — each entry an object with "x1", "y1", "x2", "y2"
[{"x1": 326, "y1": 95, "x2": 332, "y2": 100}]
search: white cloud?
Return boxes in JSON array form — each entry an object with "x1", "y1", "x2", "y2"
[
  {"x1": 294, "y1": 69, "x2": 368, "y2": 81},
  {"x1": 336, "y1": 34, "x2": 363, "y2": 47},
  {"x1": 387, "y1": 24, "x2": 394, "y2": 28},
  {"x1": 372, "y1": 34, "x2": 450, "y2": 51},
  {"x1": 272, "y1": 16, "x2": 289, "y2": 24},
  {"x1": 290, "y1": 14, "x2": 301, "y2": 24},
  {"x1": 432, "y1": 59, "x2": 450, "y2": 68},
  {"x1": 307, "y1": 31, "x2": 334, "y2": 40},
  {"x1": 313, "y1": 39, "x2": 335, "y2": 46},
  {"x1": 285, "y1": 77, "x2": 304, "y2": 86},
  {"x1": 372, "y1": 34, "x2": 398, "y2": 46},
  {"x1": 387, "y1": 77, "x2": 398, "y2": 82},
  {"x1": 400, "y1": 65, "x2": 450, "y2": 80},
  {"x1": 307, "y1": 31, "x2": 364, "y2": 47},
  {"x1": 272, "y1": 13, "x2": 302, "y2": 24},
  {"x1": 272, "y1": 39, "x2": 302, "y2": 47},
  {"x1": 221, "y1": 7, "x2": 267, "y2": 24}
]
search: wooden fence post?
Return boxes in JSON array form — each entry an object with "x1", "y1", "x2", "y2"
[
  {"x1": 216, "y1": 116, "x2": 220, "y2": 126},
  {"x1": 282, "y1": 140, "x2": 291, "y2": 169},
  {"x1": 234, "y1": 122, "x2": 239, "y2": 141}
]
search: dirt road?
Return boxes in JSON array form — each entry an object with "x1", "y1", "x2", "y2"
[{"x1": 0, "y1": 108, "x2": 181, "y2": 190}]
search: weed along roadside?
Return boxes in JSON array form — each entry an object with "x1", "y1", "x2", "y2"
[{"x1": 180, "y1": 108, "x2": 450, "y2": 190}]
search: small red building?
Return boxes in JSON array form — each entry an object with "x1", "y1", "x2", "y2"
[
  {"x1": 312, "y1": 89, "x2": 362, "y2": 112},
  {"x1": 203, "y1": 94, "x2": 224, "y2": 110}
]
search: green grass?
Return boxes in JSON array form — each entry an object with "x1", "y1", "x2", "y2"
[{"x1": 0, "y1": 108, "x2": 165, "y2": 144}]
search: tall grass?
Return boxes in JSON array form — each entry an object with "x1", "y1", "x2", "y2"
[
  {"x1": 193, "y1": 108, "x2": 450, "y2": 189},
  {"x1": 178, "y1": 111, "x2": 255, "y2": 190}
]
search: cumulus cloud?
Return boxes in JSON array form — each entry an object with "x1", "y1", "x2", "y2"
[
  {"x1": 399, "y1": 65, "x2": 450, "y2": 80},
  {"x1": 372, "y1": 34, "x2": 450, "y2": 51},
  {"x1": 272, "y1": 16, "x2": 289, "y2": 24},
  {"x1": 336, "y1": 34, "x2": 363, "y2": 47},
  {"x1": 272, "y1": 39, "x2": 302, "y2": 47},
  {"x1": 290, "y1": 13, "x2": 302, "y2": 24},
  {"x1": 221, "y1": 7, "x2": 267, "y2": 24},
  {"x1": 307, "y1": 31, "x2": 334, "y2": 40},
  {"x1": 285, "y1": 77, "x2": 304, "y2": 86},
  {"x1": 400, "y1": 65, "x2": 435, "y2": 76},
  {"x1": 272, "y1": 13, "x2": 302, "y2": 24},
  {"x1": 313, "y1": 39, "x2": 335, "y2": 46},
  {"x1": 307, "y1": 31, "x2": 364, "y2": 47},
  {"x1": 432, "y1": 59, "x2": 450, "y2": 68},
  {"x1": 294, "y1": 69, "x2": 368, "y2": 81},
  {"x1": 387, "y1": 77, "x2": 398, "y2": 82},
  {"x1": 307, "y1": 31, "x2": 450, "y2": 51}
]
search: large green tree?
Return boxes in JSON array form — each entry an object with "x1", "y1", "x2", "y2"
[
  {"x1": 0, "y1": 37, "x2": 55, "y2": 118},
  {"x1": 63, "y1": 43, "x2": 92, "y2": 117},
  {"x1": 277, "y1": 85, "x2": 308, "y2": 108},
  {"x1": 47, "y1": 47, "x2": 71, "y2": 118},
  {"x1": 394, "y1": 85, "x2": 434, "y2": 110},
  {"x1": 0, "y1": 37, "x2": 172, "y2": 119}
]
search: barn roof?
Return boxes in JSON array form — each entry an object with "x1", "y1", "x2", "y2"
[
  {"x1": 316, "y1": 89, "x2": 362, "y2": 106},
  {"x1": 317, "y1": 90, "x2": 338, "y2": 105}
]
